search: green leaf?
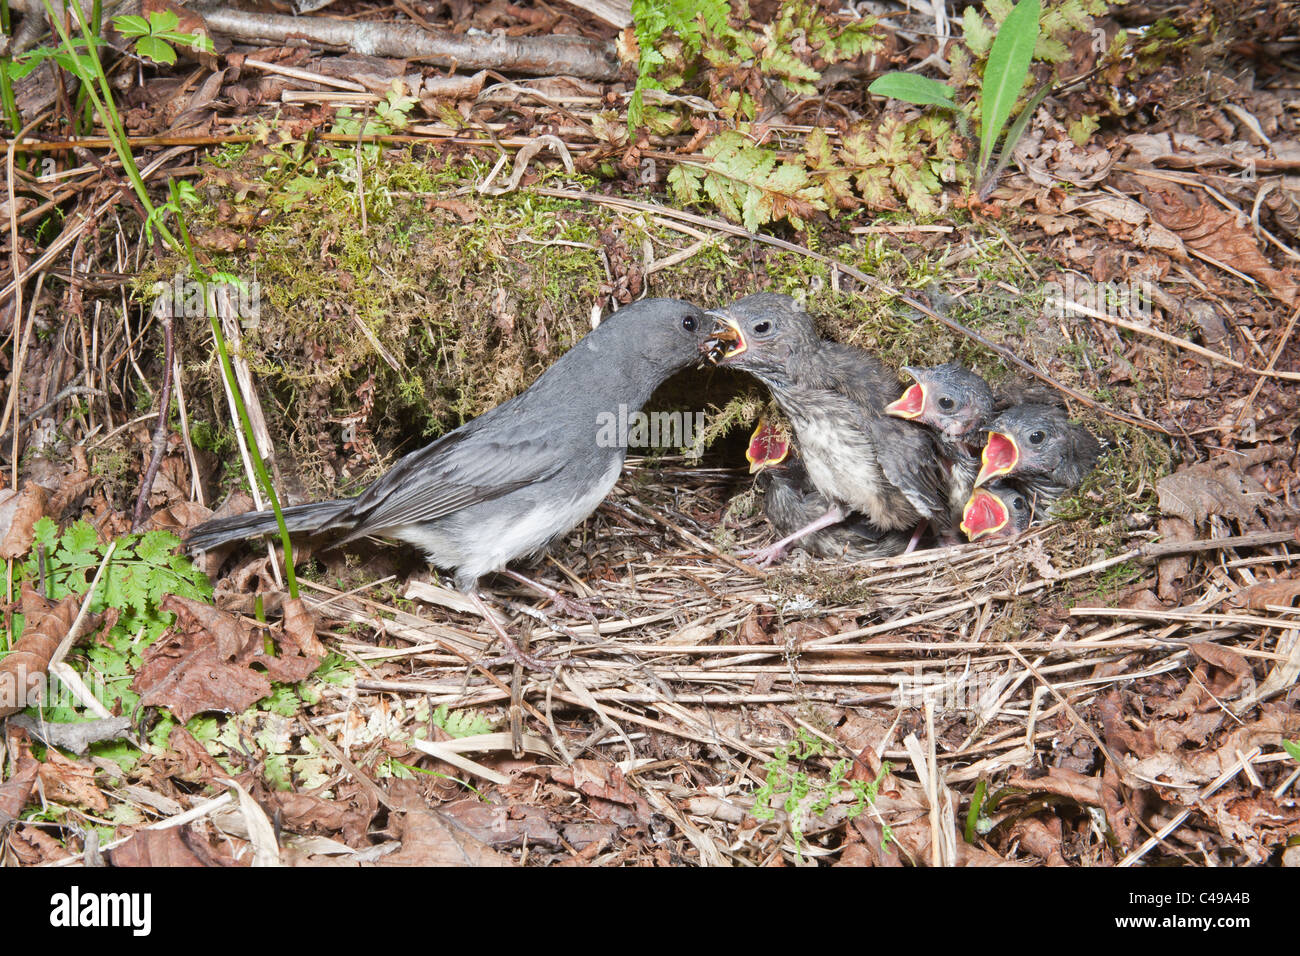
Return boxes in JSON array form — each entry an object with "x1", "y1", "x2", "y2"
[
  {"x1": 62, "y1": 521, "x2": 100, "y2": 558},
  {"x1": 147, "y1": 10, "x2": 181, "y2": 33},
  {"x1": 1284, "y1": 740, "x2": 1300, "y2": 761},
  {"x1": 868, "y1": 72, "x2": 957, "y2": 108},
  {"x1": 963, "y1": 7, "x2": 994, "y2": 57},
  {"x1": 112, "y1": 15, "x2": 151, "y2": 38},
  {"x1": 978, "y1": 0, "x2": 1040, "y2": 176},
  {"x1": 134, "y1": 36, "x2": 178, "y2": 66},
  {"x1": 32, "y1": 516, "x2": 60, "y2": 553}
]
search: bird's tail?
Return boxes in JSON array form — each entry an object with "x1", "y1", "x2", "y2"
[{"x1": 185, "y1": 499, "x2": 356, "y2": 552}]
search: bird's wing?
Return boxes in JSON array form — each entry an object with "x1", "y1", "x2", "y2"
[
  {"x1": 338, "y1": 419, "x2": 572, "y2": 535},
  {"x1": 818, "y1": 343, "x2": 900, "y2": 414},
  {"x1": 869, "y1": 418, "x2": 949, "y2": 519}
]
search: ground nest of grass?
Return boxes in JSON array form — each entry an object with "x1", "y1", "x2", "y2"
[{"x1": 8, "y1": 130, "x2": 1300, "y2": 867}]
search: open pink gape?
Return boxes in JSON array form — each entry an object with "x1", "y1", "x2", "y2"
[
  {"x1": 976, "y1": 430, "x2": 1018, "y2": 486},
  {"x1": 960, "y1": 487, "x2": 1009, "y2": 540}
]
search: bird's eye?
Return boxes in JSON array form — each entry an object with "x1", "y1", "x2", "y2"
[
  {"x1": 753, "y1": 321, "x2": 771, "y2": 334},
  {"x1": 1029, "y1": 430, "x2": 1046, "y2": 444},
  {"x1": 682, "y1": 315, "x2": 697, "y2": 331},
  {"x1": 1013, "y1": 497, "x2": 1026, "y2": 511},
  {"x1": 938, "y1": 397, "x2": 955, "y2": 411}
]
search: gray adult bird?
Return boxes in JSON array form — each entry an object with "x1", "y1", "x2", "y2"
[
  {"x1": 974, "y1": 403, "x2": 1101, "y2": 507},
  {"x1": 746, "y1": 416, "x2": 909, "y2": 561},
  {"x1": 188, "y1": 297, "x2": 711, "y2": 668},
  {"x1": 702, "y1": 293, "x2": 948, "y2": 564}
]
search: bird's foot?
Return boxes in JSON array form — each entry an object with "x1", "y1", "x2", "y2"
[
  {"x1": 500, "y1": 569, "x2": 608, "y2": 627},
  {"x1": 480, "y1": 638, "x2": 557, "y2": 673},
  {"x1": 544, "y1": 591, "x2": 607, "y2": 622},
  {"x1": 903, "y1": 520, "x2": 929, "y2": 555},
  {"x1": 735, "y1": 543, "x2": 789, "y2": 568},
  {"x1": 469, "y1": 591, "x2": 557, "y2": 672},
  {"x1": 504, "y1": 600, "x2": 598, "y2": 645}
]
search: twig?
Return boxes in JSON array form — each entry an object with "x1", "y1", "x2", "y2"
[
  {"x1": 0, "y1": 385, "x2": 103, "y2": 441},
  {"x1": 1135, "y1": 528, "x2": 1297, "y2": 560},
  {"x1": 132, "y1": 297, "x2": 174, "y2": 530},
  {"x1": 1056, "y1": 296, "x2": 1300, "y2": 383},
  {"x1": 1235, "y1": 301, "x2": 1300, "y2": 426}
]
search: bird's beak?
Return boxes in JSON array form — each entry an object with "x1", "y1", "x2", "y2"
[
  {"x1": 746, "y1": 417, "x2": 790, "y2": 474},
  {"x1": 975, "y1": 431, "x2": 1019, "y2": 486},
  {"x1": 885, "y1": 379, "x2": 927, "y2": 420},
  {"x1": 701, "y1": 311, "x2": 746, "y2": 364},
  {"x1": 960, "y1": 487, "x2": 1010, "y2": 541}
]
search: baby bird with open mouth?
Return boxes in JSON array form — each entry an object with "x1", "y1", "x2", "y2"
[
  {"x1": 745, "y1": 415, "x2": 910, "y2": 561},
  {"x1": 960, "y1": 480, "x2": 1037, "y2": 541},
  {"x1": 974, "y1": 403, "x2": 1101, "y2": 509},
  {"x1": 701, "y1": 294, "x2": 949, "y2": 564}
]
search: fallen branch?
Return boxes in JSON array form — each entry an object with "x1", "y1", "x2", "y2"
[{"x1": 200, "y1": 7, "x2": 621, "y2": 81}]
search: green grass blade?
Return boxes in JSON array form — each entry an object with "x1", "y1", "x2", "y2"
[
  {"x1": 977, "y1": 0, "x2": 1040, "y2": 177},
  {"x1": 979, "y1": 80, "x2": 1049, "y2": 198},
  {"x1": 868, "y1": 72, "x2": 957, "y2": 109}
]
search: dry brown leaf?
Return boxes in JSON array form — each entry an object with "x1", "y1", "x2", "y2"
[
  {"x1": 1156, "y1": 447, "x2": 1278, "y2": 525},
  {"x1": 108, "y1": 825, "x2": 242, "y2": 867},
  {"x1": 1125, "y1": 709, "x2": 1300, "y2": 790},
  {"x1": 7, "y1": 823, "x2": 73, "y2": 864},
  {"x1": 1156, "y1": 517, "x2": 1195, "y2": 601},
  {"x1": 551, "y1": 759, "x2": 652, "y2": 825},
  {"x1": 380, "y1": 809, "x2": 515, "y2": 866},
  {"x1": 439, "y1": 798, "x2": 562, "y2": 848},
  {"x1": 46, "y1": 446, "x2": 93, "y2": 517},
  {"x1": 0, "y1": 747, "x2": 40, "y2": 825},
  {"x1": 133, "y1": 637, "x2": 272, "y2": 723},
  {"x1": 1006, "y1": 817, "x2": 1068, "y2": 866},
  {"x1": 133, "y1": 594, "x2": 323, "y2": 722},
  {"x1": 281, "y1": 597, "x2": 326, "y2": 660},
  {"x1": 1188, "y1": 643, "x2": 1255, "y2": 699},
  {"x1": 37, "y1": 747, "x2": 109, "y2": 812},
  {"x1": 1141, "y1": 182, "x2": 1299, "y2": 303},
  {"x1": 0, "y1": 585, "x2": 87, "y2": 718},
  {"x1": 1006, "y1": 767, "x2": 1104, "y2": 807},
  {"x1": 1231, "y1": 576, "x2": 1300, "y2": 610},
  {"x1": 1203, "y1": 791, "x2": 1300, "y2": 864},
  {"x1": 1101, "y1": 761, "x2": 1139, "y2": 850},
  {"x1": 1013, "y1": 126, "x2": 1116, "y2": 188},
  {"x1": 0, "y1": 482, "x2": 48, "y2": 559}
]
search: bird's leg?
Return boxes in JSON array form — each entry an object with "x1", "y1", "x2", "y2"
[
  {"x1": 903, "y1": 520, "x2": 928, "y2": 554},
  {"x1": 468, "y1": 591, "x2": 556, "y2": 672},
  {"x1": 499, "y1": 568, "x2": 605, "y2": 623},
  {"x1": 738, "y1": 505, "x2": 846, "y2": 567}
]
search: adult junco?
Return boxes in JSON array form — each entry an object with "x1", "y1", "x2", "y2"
[
  {"x1": 974, "y1": 403, "x2": 1101, "y2": 508},
  {"x1": 746, "y1": 417, "x2": 909, "y2": 561},
  {"x1": 702, "y1": 293, "x2": 948, "y2": 564},
  {"x1": 189, "y1": 297, "x2": 711, "y2": 667}
]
